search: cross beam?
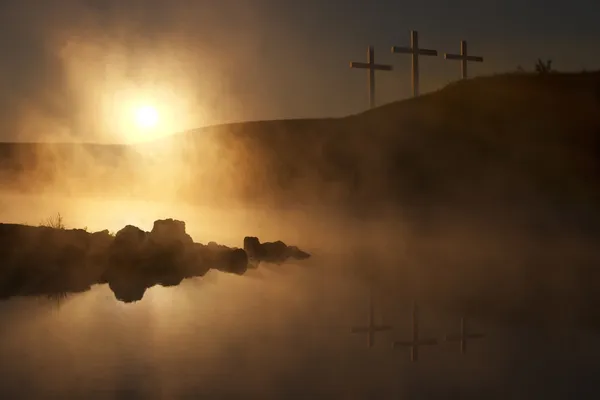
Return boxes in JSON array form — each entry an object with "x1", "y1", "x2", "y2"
[
  {"x1": 444, "y1": 40, "x2": 483, "y2": 79},
  {"x1": 444, "y1": 317, "x2": 485, "y2": 354},
  {"x1": 351, "y1": 283, "x2": 392, "y2": 348},
  {"x1": 391, "y1": 30, "x2": 438, "y2": 97},
  {"x1": 392, "y1": 302, "x2": 438, "y2": 362},
  {"x1": 350, "y1": 46, "x2": 393, "y2": 109}
]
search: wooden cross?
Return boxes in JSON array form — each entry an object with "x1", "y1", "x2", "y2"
[
  {"x1": 351, "y1": 282, "x2": 392, "y2": 348},
  {"x1": 391, "y1": 30, "x2": 438, "y2": 97},
  {"x1": 350, "y1": 46, "x2": 393, "y2": 109},
  {"x1": 392, "y1": 301, "x2": 438, "y2": 362},
  {"x1": 444, "y1": 317, "x2": 485, "y2": 354},
  {"x1": 444, "y1": 40, "x2": 484, "y2": 79}
]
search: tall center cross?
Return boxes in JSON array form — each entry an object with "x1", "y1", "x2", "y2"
[
  {"x1": 444, "y1": 317, "x2": 485, "y2": 354},
  {"x1": 350, "y1": 46, "x2": 393, "y2": 109},
  {"x1": 351, "y1": 282, "x2": 392, "y2": 348},
  {"x1": 392, "y1": 301, "x2": 438, "y2": 362},
  {"x1": 444, "y1": 40, "x2": 484, "y2": 79},
  {"x1": 391, "y1": 30, "x2": 438, "y2": 97}
]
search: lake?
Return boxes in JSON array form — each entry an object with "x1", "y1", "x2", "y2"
[{"x1": 0, "y1": 192, "x2": 598, "y2": 399}]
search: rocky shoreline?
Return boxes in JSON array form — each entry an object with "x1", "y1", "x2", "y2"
[{"x1": 0, "y1": 219, "x2": 310, "y2": 303}]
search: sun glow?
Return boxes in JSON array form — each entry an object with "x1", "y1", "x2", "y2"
[
  {"x1": 57, "y1": 40, "x2": 212, "y2": 144},
  {"x1": 108, "y1": 92, "x2": 181, "y2": 143},
  {"x1": 135, "y1": 105, "x2": 159, "y2": 129}
]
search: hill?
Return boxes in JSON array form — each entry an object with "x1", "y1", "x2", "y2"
[
  {"x1": 168, "y1": 71, "x2": 600, "y2": 224},
  {"x1": 1, "y1": 71, "x2": 600, "y2": 219}
]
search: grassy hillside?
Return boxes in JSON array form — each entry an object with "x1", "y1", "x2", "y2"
[
  {"x1": 1, "y1": 71, "x2": 599, "y2": 218},
  {"x1": 168, "y1": 72, "x2": 600, "y2": 221}
]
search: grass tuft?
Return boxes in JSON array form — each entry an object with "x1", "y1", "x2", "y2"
[{"x1": 40, "y1": 213, "x2": 66, "y2": 230}]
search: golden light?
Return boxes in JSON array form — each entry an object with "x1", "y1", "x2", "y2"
[
  {"x1": 58, "y1": 39, "x2": 211, "y2": 143},
  {"x1": 135, "y1": 105, "x2": 159, "y2": 129}
]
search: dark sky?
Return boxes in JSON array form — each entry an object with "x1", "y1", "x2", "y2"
[{"x1": 0, "y1": 0, "x2": 599, "y2": 142}]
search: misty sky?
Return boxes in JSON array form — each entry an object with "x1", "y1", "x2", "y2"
[{"x1": 0, "y1": 0, "x2": 599, "y2": 142}]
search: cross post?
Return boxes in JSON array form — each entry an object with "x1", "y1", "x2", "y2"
[
  {"x1": 392, "y1": 301, "x2": 438, "y2": 362},
  {"x1": 351, "y1": 282, "x2": 392, "y2": 348},
  {"x1": 444, "y1": 317, "x2": 485, "y2": 354},
  {"x1": 391, "y1": 30, "x2": 438, "y2": 97},
  {"x1": 444, "y1": 40, "x2": 483, "y2": 79},
  {"x1": 350, "y1": 46, "x2": 393, "y2": 109}
]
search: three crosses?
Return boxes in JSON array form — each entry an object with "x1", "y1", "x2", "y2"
[
  {"x1": 351, "y1": 285, "x2": 485, "y2": 362},
  {"x1": 351, "y1": 30, "x2": 484, "y2": 108}
]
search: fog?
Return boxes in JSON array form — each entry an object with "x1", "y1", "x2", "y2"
[
  {"x1": 1, "y1": 1, "x2": 599, "y2": 397},
  {"x1": 1, "y1": 184, "x2": 600, "y2": 398}
]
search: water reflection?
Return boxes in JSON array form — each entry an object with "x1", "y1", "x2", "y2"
[{"x1": 0, "y1": 267, "x2": 599, "y2": 399}]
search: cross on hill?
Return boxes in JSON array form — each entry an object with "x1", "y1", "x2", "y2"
[
  {"x1": 351, "y1": 282, "x2": 393, "y2": 348},
  {"x1": 444, "y1": 40, "x2": 484, "y2": 79},
  {"x1": 444, "y1": 317, "x2": 485, "y2": 354},
  {"x1": 392, "y1": 301, "x2": 438, "y2": 362},
  {"x1": 391, "y1": 30, "x2": 438, "y2": 97},
  {"x1": 350, "y1": 46, "x2": 393, "y2": 109}
]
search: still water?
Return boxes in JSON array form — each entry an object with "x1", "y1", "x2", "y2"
[
  {"x1": 0, "y1": 193, "x2": 599, "y2": 398},
  {"x1": 1, "y1": 263, "x2": 599, "y2": 399}
]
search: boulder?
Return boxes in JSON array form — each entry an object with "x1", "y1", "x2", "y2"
[
  {"x1": 113, "y1": 225, "x2": 148, "y2": 251},
  {"x1": 286, "y1": 246, "x2": 311, "y2": 260},
  {"x1": 89, "y1": 230, "x2": 113, "y2": 256},
  {"x1": 216, "y1": 248, "x2": 248, "y2": 275},
  {"x1": 243, "y1": 236, "x2": 261, "y2": 260},
  {"x1": 109, "y1": 225, "x2": 148, "y2": 266},
  {"x1": 243, "y1": 236, "x2": 311, "y2": 265},
  {"x1": 196, "y1": 242, "x2": 248, "y2": 275},
  {"x1": 0, "y1": 219, "x2": 311, "y2": 303},
  {"x1": 148, "y1": 219, "x2": 193, "y2": 247}
]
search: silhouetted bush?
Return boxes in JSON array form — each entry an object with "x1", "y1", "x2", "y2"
[
  {"x1": 535, "y1": 59, "x2": 553, "y2": 74},
  {"x1": 40, "y1": 213, "x2": 65, "y2": 229}
]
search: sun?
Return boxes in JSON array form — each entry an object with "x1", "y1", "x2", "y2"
[{"x1": 135, "y1": 105, "x2": 159, "y2": 129}]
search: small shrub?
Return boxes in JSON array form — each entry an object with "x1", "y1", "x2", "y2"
[
  {"x1": 40, "y1": 213, "x2": 66, "y2": 229},
  {"x1": 535, "y1": 59, "x2": 553, "y2": 74}
]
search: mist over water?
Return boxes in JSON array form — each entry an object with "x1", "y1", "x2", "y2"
[
  {"x1": 1, "y1": 191, "x2": 599, "y2": 398},
  {"x1": 0, "y1": 257, "x2": 599, "y2": 398}
]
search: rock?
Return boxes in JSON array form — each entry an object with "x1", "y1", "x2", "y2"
[
  {"x1": 260, "y1": 241, "x2": 289, "y2": 264},
  {"x1": 216, "y1": 248, "x2": 248, "y2": 275},
  {"x1": 243, "y1": 236, "x2": 311, "y2": 265},
  {"x1": 148, "y1": 219, "x2": 193, "y2": 247},
  {"x1": 287, "y1": 246, "x2": 311, "y2": 260},
  {"x1": 243, "y1": 236, "x2": 261, "y2": 260},
  {"x1": 207, "y1": 241, "x2": 228, "y2": 250},
  {"x1": 89, "y1": 230, "x2": 113, "y2": 255},
  {"x1": 113, "y1": 225, "x2": 148, "y2": 251},
  {"x1": 183, "y1": 243, "x2": 213, "y2": 278},
  {"x1": 0, "y1": 219, "x2": 311, "y2": 303},
  {"x1": 0, "y1": 224, "x2": 30, "y2": 259},
  {"x1": 194, "y1": 242, "x2": 248, "y2": 275},
  {"x1": 109, "y1": 225, "x2": 148, "y2": 267}
]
